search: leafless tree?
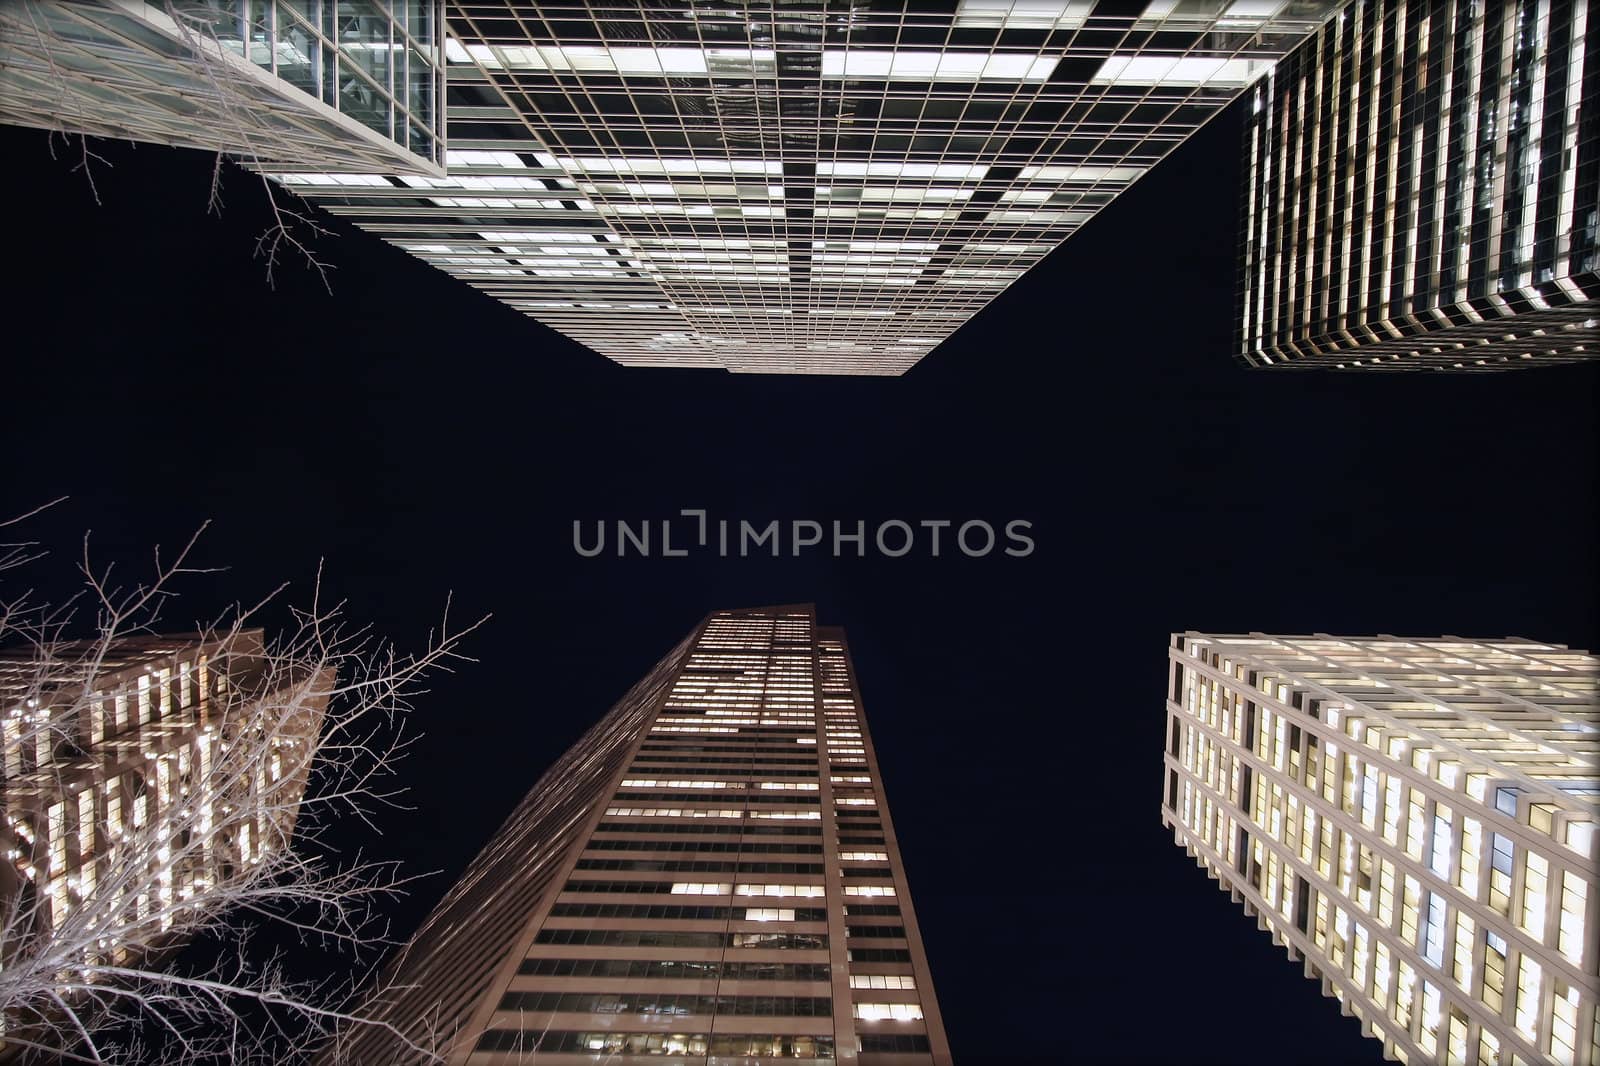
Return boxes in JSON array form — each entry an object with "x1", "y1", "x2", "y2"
[
  {"x1": 1, "y1": 1, "x2": 337, "y2": 286},
  {"x1": 0, "y1": 509, "x2": 482, "y2": 1064}
]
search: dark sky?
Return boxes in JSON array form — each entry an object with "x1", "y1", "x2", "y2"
[{"x1": 3, "y1": 102, "x2": 1597, "y2": 1065}]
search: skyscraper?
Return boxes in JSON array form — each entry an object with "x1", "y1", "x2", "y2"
[
  {"x1": 1162, "y1": 632, "x2": 1598, "y2": 1065},
  {"x1": 1238, "y1": 0, "x2": 1599, "y2": 370},
  {"x1": 270, "y1": 1, "x2": 1344, "y2": 374},
  {"x1": 0, "y1": 1, "x2": 445, "y2": 175},
  {"x1": 323, "y1": 605, "x2": 950, "y2": 1065},
  {"x1": 0, "y1": 631, "x2": 329, "y2": 1018}
]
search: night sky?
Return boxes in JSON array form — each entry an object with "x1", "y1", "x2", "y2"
[{"x1": 3, "y1": 101, "x2": 1597, "y2": 1065}]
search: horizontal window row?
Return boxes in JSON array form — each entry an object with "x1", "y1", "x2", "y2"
[
  {"x1": 547, "y1": 903, "x2": 827, "y2": 922},
  {"x1": 517, "y1": 958, "x2": 830, "y2": 982},
  {"x1": 855, "y1": 1002, "x2": 924, "y2": 1022},
  {"x1": 630, "y1": 753, "x2": 821, "y2": 766},
  {"x1": 475, "y1": 1030, "x2": 835, "y2": 1058},
  {"x1": 575, "y1": 858, "x2": 825, "y2": 875},
  {"x1": 850, "y1": 975, "x2": 916, "y2": 990},
  {"x1": 613, "y1": 791, "x2": 822, "y2": 804},
  {"x1": 497, "y1": 991, "x2": 833, "y2": 1017},
  {"x1": 841, "y1": 866, "x2": 894, "y2": 877},
  {"x1": 605, "y1": 807, "x2": 822, "y2": 821},
  {"x1": 534, "y1": 928, "x2": 828, "y2": 951},
  {"x1": 844, "y1": 904, "x2": 901, "y2": 917},
  {"x1": 848, "y1": 948, "x2": 911, "y2": 963},
  {"x1": 621, "y1": 778, "x2": 820, "y2": 790},
  {"x1": 584, "y1": 839, "x2": 823, "y2": 855},
  {"x1": 847, "y1": 925, "x2": 907, "y2": 939},
  {"x1": 564, "y1": 880, "x2": 826, "y2": 897},
  {"x1": 620, "y1": 777, "x2": 825, "y2": 784},
  {"x1": 637, "y1": 744, "x2": 817, "y2": 756},
  {"x1": 861, "y1": 1034, "x2": 931, "y2": 1053},
  {"x1": 595, "y1": 821, "x2": 820, "y2": 837}
]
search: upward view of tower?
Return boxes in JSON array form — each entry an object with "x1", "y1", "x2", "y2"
[
  {"x1": 269, "y1": 1, "x2": 1345, "y2": 374},
  {"x1": 1162, "y1": 632, "x2": 1599, "y2": 1065},
  {"x1": 324, "y1": 606, "x2": 949, "y2": 1065},
  {"x1": 1238, "y1": 0, "x2": 1599, "y2": 370}
]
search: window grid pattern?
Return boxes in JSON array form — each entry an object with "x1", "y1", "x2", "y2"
[
  {"x1": 273, "y1": 0, "x2": 1343, "y2": 374},
  {"x1": 1163, "y1": 632, "x2": 1599, "y2": 1066},
  {"x1": 324, "y1": 606, "x2": 950, "y2": 1064},
  {"x1": 0, "y1": 0, "x2": 445, "y2": 174},
  {"x1": 1239, "y1": 0, "x2": 1599, "y2": 371}
]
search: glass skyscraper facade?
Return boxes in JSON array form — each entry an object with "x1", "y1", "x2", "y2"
[
  {"x1": 1238, "y1": 0, "x2": 1599, "y2": 370},
  {"x1": 323, "y1": 605, "x2": 949, "y2": 1065},
  {"x1": 0, "y1": 0, "x2": 445, "y2": 174},
  {"x1": 1163, "y1": 632, "x2": 1598, "y2": 1065},
  {"x1": 272, "y1": 1, "x2": 1343, "y2": 374}
]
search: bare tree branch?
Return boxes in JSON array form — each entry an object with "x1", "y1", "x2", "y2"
[{"x1": 0, "y1": 517, "x2": 486, "y2": 1064}]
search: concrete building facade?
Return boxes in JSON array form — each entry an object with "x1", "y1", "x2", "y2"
[{"x1": 1163, "y1": 632, "x2": 1598, "y2": 1064}]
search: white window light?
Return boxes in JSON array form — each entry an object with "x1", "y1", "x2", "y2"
[
  {"x1": 402, "y1": 175, "x2": 544, "y2": 191},
  {"x1": 516, "y1": 257, "x2": 625, "y2": 270},
  {"x1": 560, "y1": 156, "x2": 782, "y2": 177},
  {"x1": 813, "y1": 239, "x2": 941, "y2": 253},
  {"x1": 1140, "y1": 0, "x2": 1289, "y2": 26},
  {"x1": 1092, "y1": 54, "x2": 1275, "y2": 88},
  {"x1": 445, "y1": 149, "x2": 525, "y2": 168},
  {"x1": 815, "y1": 253, "x2": 932, "y2": 266},
  {"x1": 1018, "y1": 163, "x2": 1146, "y2": 183},
  {"x1": 529, "y1": 268, "x2": 626, "y2": 278},
  {"x1": 854, "y1": 1003, "x2": 925, "y2": 1021},
  {"x1": 852, "y1": 186, "x2": 973, "y2": 202},
  {"x1": 443, "y1": 37, "x2": 472, "y2": 64},
  {"x1": 465, "y1": 43, "x2": 776, "y2": 76},
  {"x1": 275, "y1": 172, "x2": 389, "y2": 186},
  {"x1": 822, "y1": 49, "x2": 1058, "y2": 81},
  {"x1": 735, "y1": 883, "x2": 825, "y2": 897},
  {"x1": 818, "y1": 161, "x2": 989, "y2": 180},
  {"x1": 954, "y1": 0, "x2": 1093, "y2": 29},
  {"x1": 986, "y1": 208, "x2": 1093, "y2": 224},
  {"x1": 479, "y1": 231, "x2": 608, "y2": 243}
]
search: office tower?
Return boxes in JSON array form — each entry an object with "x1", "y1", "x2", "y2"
[
  {"x1": 1162, "y1": 633, "x2": 1599, "y2": 1065},
  {"x1": 0, "y1": 1, "x2": 444, "y2": 175},
  {"x1": 0, "y1": 631, "x2": 328, "y2": 990},
  {"x1": 1238, "y1": 1, "x2": 1600, "y2": 370},
  {"x1": 324, "y1": 605, "x2": 949, "y2": 1065},
  {"x1": 270, "y1": 2, "x2": 1343, "y2": 374}
]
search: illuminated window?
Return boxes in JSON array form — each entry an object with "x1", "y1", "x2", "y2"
[
  {"x1": 1514, "y1": 955, "x2": 1541, "y2": 1039},
  {"x1": 1522, "y1": 852, "x2": 1549, "y2": 940},
  {"x1": 849, "y1": 975, "x2": 915, "y2": 990},
  {"x1": 853, "y1": 1003, "x2": 924, "y2": 1021},
  {"x1": 1482, "y1": 930, "x2": 1508, "y2": 1013},
  {"x1": 1557, "y1": 871, "x2": 1587, "y2": 965},
  {"x1": 953, "y1": 0, "x2": 1091, "y2": 29},
  {"x1": 735, "y1": 884, "x2": 825, "y2": 898},
  {"x1": 1092, "y1": 54, "x2": 1274, "y2": 87}
]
